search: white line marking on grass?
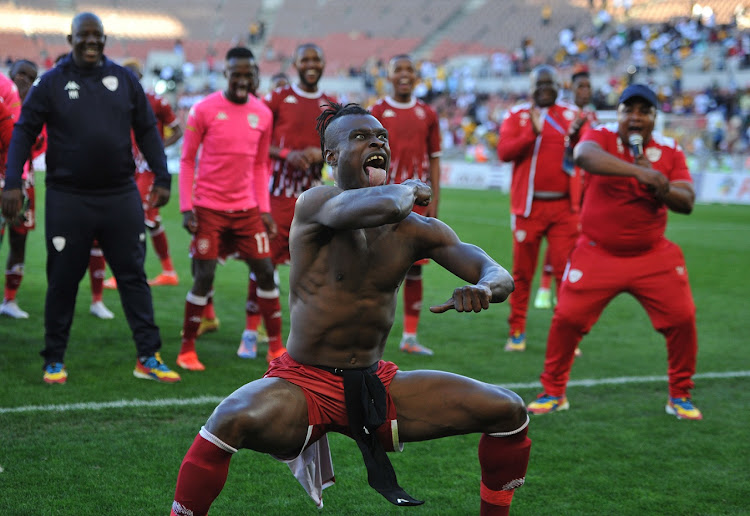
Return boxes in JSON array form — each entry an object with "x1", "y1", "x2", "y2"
[
  {"x1": 499, "y1": 370, "x2": 750, "y2": 391},
  {"x1": 1, "y1": 371, "x2": 748, "y2": 414},
  {"x1": 0, "y1": 395, "x2": 225, "y2": 414}
]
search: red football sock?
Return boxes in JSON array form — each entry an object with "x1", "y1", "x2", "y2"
[
  {"x1": 4, "y1": 263, "x2": 23, "y2": 301},
  {"x1": 478, "y1": 424, "x2": 531, "y2": 516},
  {"x1": 203, "y1": 293, "x2": 216, "y2": 320},
  {"x1": 150, "y1": 226, "x2": 175, "y2": 272},
  {"x1": 539, "y1": 270, "x2": 553, "y2": 290},
  {"x1": 257, "y1": 287, "x2": 282, "y2": 351},
  {"x1": 403, "y1": 276, "x2": 422, "y2": 335},
  {"x1": 181, "y1": 293, "x2": 207, "y2": 354},
  {"x1": 88, "y1": 250, "x2": 106, "y2": 303},
  {"x1": 172, "y1": 432, "x2": 233, "y2": 516},
  {"x1": 245, "y1": 275, "x2": 261, "y2": 331}
]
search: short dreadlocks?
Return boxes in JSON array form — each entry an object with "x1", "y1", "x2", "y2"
[{"x1": 315, "y1": 102, "x2": 371, "y2": 154}]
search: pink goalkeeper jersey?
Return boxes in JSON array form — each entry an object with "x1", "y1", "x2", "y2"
[{"x1": 179, "y1": 91, "x2": 272, "y2": 213}]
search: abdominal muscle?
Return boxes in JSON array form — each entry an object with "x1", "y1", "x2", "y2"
[{"x1": 285, "y1": 286, "x2": 398, "y2": 368}]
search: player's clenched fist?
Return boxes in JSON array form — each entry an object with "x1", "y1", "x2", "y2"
[
  {"x1": 402, "y1": 179, "x2": 431, "y2": 206},
  {"x1": 430, "y1": 284, "x2": 492, "y2": 313}
]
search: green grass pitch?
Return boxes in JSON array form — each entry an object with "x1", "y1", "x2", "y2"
[{"x1": 1, "y1": 179, "x2": 749, "y2": 515}]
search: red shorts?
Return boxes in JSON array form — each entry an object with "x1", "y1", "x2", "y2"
[
  {"x1": 264, "y1": 352, "x2": 401, "y2": 452},
  {"x1": 135, "y1": 170, "x2": 160, "y2": 227},
  {"x1": 190, "y1": 206, "x2": 271, "y2": 261},
  {"x1": 269, "y1": 195, "x2": 297, "y2": 265}
]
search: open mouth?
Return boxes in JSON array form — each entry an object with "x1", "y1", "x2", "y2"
[
  {"x1": 364, "y1": 154, "x2": 387, "y2": 186},
  {"x1": 364, "y1": 154, "x2": 386, "y2": 169}
]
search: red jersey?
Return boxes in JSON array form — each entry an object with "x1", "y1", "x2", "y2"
[
  {"x1": 579, "y1": 123, "x2": 692, "y2": 255},
  {"x1": 0, "y1": 74, "x2": 21, "y2": 120},
  {"x1": 497, "y1": 101, "x2": 581, "y2": 217},
  {"x1": 264, "y1": 84, "x2": 336, "y2": 198},
  {"x1": 133, "y1": 92, "x2": 178, "y2": 173},
  {"x1": 370, "y1": 96, "x2": 441, "y2": 185}
]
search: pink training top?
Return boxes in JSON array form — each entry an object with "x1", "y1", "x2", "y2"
[{"x1": 179, "y1": 91, "x2": 272, "y2": 213}]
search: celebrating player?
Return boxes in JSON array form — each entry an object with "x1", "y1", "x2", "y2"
[
  {"x1": 177, "y1": 47, "x2": 282, "y2": 370},
  {"x1": 170, "y1": 102, "x2": 530, "y2": 516}
]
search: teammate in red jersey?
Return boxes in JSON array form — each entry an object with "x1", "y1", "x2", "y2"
[
  {"x1": 177, "y1": 47, "x2": 282, "y2": 370},
  {"x1": 0, "y1": 69, "x2": 26, "y2": 318},
  {"x1": 497, "y1": 65, "x2": 583, "y2": 352},
  {"x1": 103, "y1": 58, "x2": 183, "y2": 290},
  {"x1": 238, "y1": 43, "x2": 336, "y2": 358},
  {"x1": 370, "y1": 54, "x2": 441, "y2": 356},
  {"x1": 269, "y1": 72, "x2": 289, "y2": 90},
  {"x1": 527, "y1": 84, "x2": 702, "y2": 420},
  {"x1": 534, "y1": 66, "x2": 596, "y2": 316}
]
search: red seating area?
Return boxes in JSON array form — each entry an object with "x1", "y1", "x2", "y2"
[{"x1": 1, "y1": 0, "x2": 740, "y2": 72}]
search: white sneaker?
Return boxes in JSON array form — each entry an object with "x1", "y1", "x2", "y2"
[
  {"x1": 90, "y1": 301, "x2": 115, "y2": 319},
  {"x1": 0, "y1": 299, "x2": 29, "y2": 319}
]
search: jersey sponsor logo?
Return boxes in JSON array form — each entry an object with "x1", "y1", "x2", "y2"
[
  {"x1": 514, "y1": 229, "x2": 526, "y2": 242},
  {"x1": 216, "y1": 111, "x2": 228, "y2": 120},
  {"x1": 382, "y1": 109, "x2": 396, "y2": 118},
  {"x1": 567, "y1": 268, "x2": 583, "y2": 283},
  {"x1": 646, "y1": 147, "x2": 662, "y2": 162},
  {"x1": 102, "y1": 76, "x2": 118, "y2": 92},
  {"x1": 52, "y1": 236, "x2": 66, "y2": 252},
  {"x1": 247, "y1": 113, "x2": 259, "y2": 128},
  {"x1": 563, "y1": 109, "x2": 575, "y2": 120},
  {"x1": 415, "y1": 106, "x2": 425, "y2": 119},
  {"x1": 283, "y1": 95, "x2": 298, "y2": 104}
]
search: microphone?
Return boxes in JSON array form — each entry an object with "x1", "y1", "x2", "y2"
[{"x1": 628, "y1": 134, "x2": 643, "y2": 159}]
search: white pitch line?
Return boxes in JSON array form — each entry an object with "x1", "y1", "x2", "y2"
[
  {"x1": 0, "y1": 395, "x2": 225, "y2": 414},
  {"x1": 499, "y1": 370, "x2": 750, "y2": 391},
  {"x1": 1, "y1": 371, "x2": 749, "y2": 414}
]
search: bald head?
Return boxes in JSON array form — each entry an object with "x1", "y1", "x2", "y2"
[
  {"x1": 530, "y1": 65, "x2": 559, "y2": 107},
  {"x1": 71, "y1": 12, "x2": 103, "y2": 33},
  {"x1": 68, "y1": 12, "x2": 106, "y2": 68}
]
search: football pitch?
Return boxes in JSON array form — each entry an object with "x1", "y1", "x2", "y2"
[{"x1": 1, "y1": 182, "x2": 749, "y2": 515}]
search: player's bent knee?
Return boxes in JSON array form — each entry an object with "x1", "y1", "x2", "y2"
[{"x1": 486, "y1": 387, "x2": 528, "y2": 433}]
